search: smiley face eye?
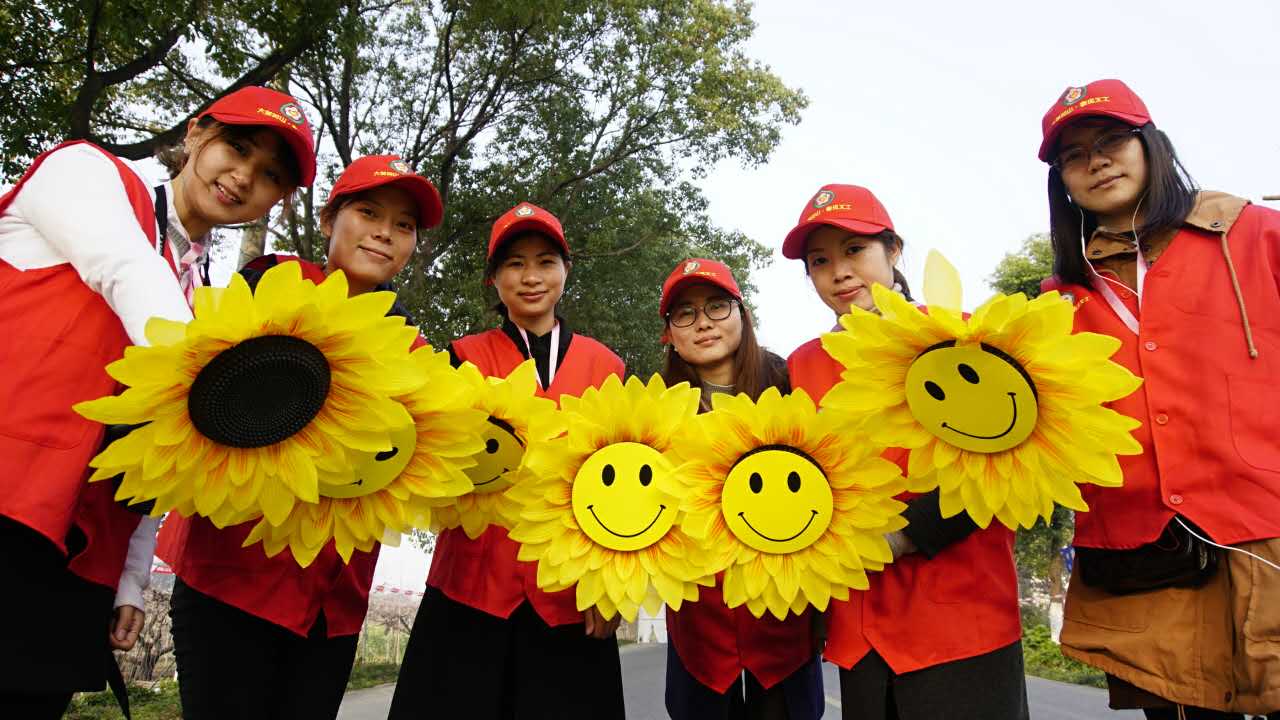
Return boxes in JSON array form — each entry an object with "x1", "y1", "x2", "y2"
[
  {"x1": 787, "y1": 471, "x2": 801, "y2": 493},
  {"x1": 375, "y1": 447, "x2": 399, "y2": 462},
  {"x1": 602, "y1": 464, "x2": 616, "y2": 486},
  {"x1": 925, "y1": 381, "x2": 946, "y2": 401},
  {"x1": 639, "y1": 464, "x2": 652, "y2": 486},
  {"x1": 958, "y1": 363, "x2": 980, "y2": 384},
  {"x1": 485, "y1": 438, "x2": 499, "y2": 454},
  {"x1": 749, "y1": 472, "x2": 763, "y2": 494}
]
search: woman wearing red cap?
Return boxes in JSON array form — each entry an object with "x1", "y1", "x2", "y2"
[
  {"x1": 783, "y1": 184, "x2": 1028, "y2": 720},
  {"x1": 1037, "y1": 78, "x2": 1280, "y2": 719},
  {"x1": 657, "y1": 257, "x2": 825, "y2": 720},
  {"x1": 0, "y1": 85, "x2": 313, "y2": 717},
  {"x1": 156, "y1": 154, "x2": 442, "y2": 720},
  {"x1": 389, "y1": 201, "x2": 626, "y2": 720}
]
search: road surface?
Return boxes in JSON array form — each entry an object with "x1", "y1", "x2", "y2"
[{"x1": 338, "y1": 643, "x2": 1140, "y2": 719}]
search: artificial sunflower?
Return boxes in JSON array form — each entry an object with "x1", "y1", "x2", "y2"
[
  {"x1": 676, "y1": 387, "x2": 908, "y2": 620},
  {"x1": 75, "y1": 262, "x2": 422, "y2": 527},
  {"x1": 428, "y1": 360, "x2": 561, "y2": 538},
  {"x1": 508, "y1": 374, "x2": 718, "y2": 622},
  {"x1": 820, "y1": 254, "x2": 1143, "y2": 529},
  {"x1": 242, "y1": 345, "x2": 489, "y2": 566}
]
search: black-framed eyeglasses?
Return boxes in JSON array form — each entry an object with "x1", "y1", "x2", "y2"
[
  {"x1": 1052, "y1": 127, "x2": 1141, "y2": 173},
  {"x1": 667, "y1": 298, "x2": 738, "y2": 328}
]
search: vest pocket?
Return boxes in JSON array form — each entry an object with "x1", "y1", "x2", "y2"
[{"x1": 1227, "y1": 375, "x2": 1280, "y2": 473}]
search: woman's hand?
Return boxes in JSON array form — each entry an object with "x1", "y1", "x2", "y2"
[{"x1": 110, "y1": 605, "x2": 145, "y2": 651}]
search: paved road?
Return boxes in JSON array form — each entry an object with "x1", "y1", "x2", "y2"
[{"x1": 339, "y1": 643, "x2": 1140, "y2": 719}]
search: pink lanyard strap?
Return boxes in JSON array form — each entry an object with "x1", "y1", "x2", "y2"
[
  {"x1": 516, "y1": 322, "x2": 559, "y2": 389},
  {"x1": 1084, "y1": 235, "x2": 1147, "y2": 336}
]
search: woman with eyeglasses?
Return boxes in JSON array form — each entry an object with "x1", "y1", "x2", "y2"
[
  {"x1": 1038, "y1": 79, "x2": 1280, "y2": 719},
  {"x1": 783, "y1": 185, "x2": 1028, "y2": 720},
  {"x1": 657, "y1": 258, "x2": 824, "y2": 720}
]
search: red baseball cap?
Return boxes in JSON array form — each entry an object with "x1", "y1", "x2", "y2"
[
  {"x1": 325, "y1": 155, "x2": 444, "y2": 228},
  {"x1": 197, "y1": 86, "x2": 318, "y2": 186},
  {"x1": 781, "y1": 184, "x2": 895, "y2": 260},
  {"x1": 1038, "y1": 79, "x2": 1151, "y2": 162},
  {"x1": 488, "y1": 202, "x2": 568, "y2": 260},
  {"x1": 659, "y1": 258, "x2": 743, "y2": 318}
]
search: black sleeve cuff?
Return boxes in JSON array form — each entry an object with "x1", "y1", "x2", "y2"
[{"x1": 900, "y1": 490, "x2": 979, "y2": 558}]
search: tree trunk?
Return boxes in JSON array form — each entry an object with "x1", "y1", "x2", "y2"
[
  {"x1": 1048, "y1": 550, "x2": 1066, "y2": 643},
  {"x1": 237, "y1": 215, "x2": 269, "y2": 270}
]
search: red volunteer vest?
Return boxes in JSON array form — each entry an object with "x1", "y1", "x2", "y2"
[
  {"x1": 667, "y1": 581, "x2": 815, "y2": 692},
  {"x1": 427, "y1": 327, "x2": 625, "y2": 626},
  {"x1": 788, "y1": 338, "x2": 1021, "y2": 673},
  {"x1": 157, "y1": 256, "x2": 393, "y2": 638},
  {"x1": 0, "y1": 142, "x2": 175, "y2": 586},
  {"x1": 1042, "y1": 203, "x2": 1280, "y2": 549}
]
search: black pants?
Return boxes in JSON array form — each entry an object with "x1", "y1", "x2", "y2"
[
  {"x1": 664, "y1": 640, "x2": 824, "y2": 720},
  {"x1": 169, "y1": 578, "x2": 358, "y2": 720},
  {"x1": 839, "y1": 641, "x2": 1029, "y2": 720},
  {"x1": 388, "y1": 587, "x2": 625, "y2": 720},
  {"x1": 0, "y1": 516, "x2": 114, "y2": 719}
]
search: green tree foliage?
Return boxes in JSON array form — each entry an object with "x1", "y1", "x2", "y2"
[
  {"x1": 989, "y1": 232, "x2": 1073, "y2": 591},
  {"x1": 0, "y1": 0, "x2": 355, "y2": 177},
  {"x1": 283, "y1": 0, "x2": 804, "y2": 373},
  {"x1": 1, "y1": 1, "x2": 805, "y2": 375},
  {"x1": 987, "y1": 233, "x2": 1053, "y2": 298}
]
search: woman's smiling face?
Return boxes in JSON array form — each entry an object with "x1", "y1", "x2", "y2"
[{"x1": 323, "y1": 184, "x2": 419, "y2": 294}]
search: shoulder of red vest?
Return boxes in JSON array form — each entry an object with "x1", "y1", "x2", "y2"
[{"x1": 568, "y1": 333, "x2": 625, "y2": 371}]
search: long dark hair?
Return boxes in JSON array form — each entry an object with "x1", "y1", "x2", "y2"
[
  {"x1": 661, "y1": 302, "x2": 789, "y2": 411},
  {"x1": 802, "y1": 229, "x2": 914, "y2": 302},
  {"x1": 1048, "y1": 122, "x2": 1197, "y2": 288}
]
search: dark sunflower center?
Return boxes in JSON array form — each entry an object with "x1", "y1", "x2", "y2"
[{"x1": 188, "y1": 335, "x2": 331, "y2": 448}]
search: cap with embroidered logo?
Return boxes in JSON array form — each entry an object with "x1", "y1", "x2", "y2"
[
  {"x1": 781, "y1": 184, "x2": 895, "y2": 260},
  {"x1": 488, "y1": 202, "x2": 568, "y2": 260},
  {"x1": 659, "y1": 258, "x2": 743, "y2": 318},
  {"x1": 325, "y1": 155, "x2": 443, "y2": 228},
  {"x1": 1038, "y1": 79, "x2": 1151, "y2": 163},
  {"x1": 197, "y1": 86, "x2": 318, "y2": 186}
]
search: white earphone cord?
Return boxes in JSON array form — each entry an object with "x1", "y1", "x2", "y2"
[{"x1": 1175, "y1": 517, "x2": 1280, "y2": 573}]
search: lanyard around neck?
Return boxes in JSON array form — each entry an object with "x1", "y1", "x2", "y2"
[
  {"x1": 516, "y1": 321, "x2": 559, "y2": 389},
  {"x1": 1083, "y1": 234, "x2": 1147, "y2": 336}
]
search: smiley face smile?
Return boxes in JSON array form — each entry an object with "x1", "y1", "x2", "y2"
[
  {"x1": 942, "y1": 392, "x2": 1019, "y2": 440},
  {"x1": 588, "y1": 504, "x2": 667, "y2": 539},
  {"x1": 737, "y1": 509, "x2": 818, "y2": 543}
]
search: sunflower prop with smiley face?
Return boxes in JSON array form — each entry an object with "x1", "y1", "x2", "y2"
[
  {"x1": 241, "y1": 345, "x2": 489, "y2": 566},
  {"x1": 74, "y1": 262, "x2": 422, "y2": 528},
  {"x1": 508, "y1": 374, "x2": 719, "y2": 622},
  {"x1": 427, "y1": 360, "x2": 561, "y2": 539},
  {"x1": 676, "y1": 387, "x2": 909, "y2": 620},
  {"x1": 820, "y1": 251, "x2": 1143, "y2": 530}
]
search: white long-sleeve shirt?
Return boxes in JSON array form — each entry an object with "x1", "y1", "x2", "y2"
[
  {"x1": 0, "y1": 144, "x2": 203, "y2": 606},
  {"x1": 0, "y1": 143, "x2": 194, "y2": 343}
]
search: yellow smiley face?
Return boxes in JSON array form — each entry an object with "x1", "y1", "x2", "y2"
[
  {"x1": 464, "y1": 417, "x2": 525, "y2": 494},
  {"x1": 721, "y1": 447, "x2": 833, "y2": 554},
  {"x1": 318, "y1": 423, "x2": 417, "y2": 498},
  {"x1": 571, "y1": 442, "x2": 676, "y2": 552},
  {"x1": 904, "y1": 341, "x2": 1039, "y2": 453}
]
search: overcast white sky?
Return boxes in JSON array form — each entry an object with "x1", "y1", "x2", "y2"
[
  {"x1": 371, "y1": 0, "x2": 1280, "y2": 584},
  {"x1": 700, "y1": 0, "x2": 1280, "y2": 358}
]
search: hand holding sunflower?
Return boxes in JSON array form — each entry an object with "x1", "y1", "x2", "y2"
[
  {"x1": 820, "y1": 253, "x2": 1143, "y2": 529},
  {"x1": 75, "y1": 262, "x2": 423, "y2": 534},
  {"x1": 675, "y1": 387, "x2": 909, "y2": 620},
  {"x1": 508, "y1": 374, "x2": 719, "y2": 622}
]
